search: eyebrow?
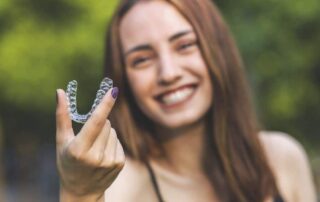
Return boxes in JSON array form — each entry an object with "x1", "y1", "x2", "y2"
[
  {"x1": 169, "y1": 30, "x2": 192, "y2": 42},
  {"x1": 125, "y1": 44, "x2": 152, "y2": 57},
  {"x1": 124, "y1": 30, "x2": 193, "y2": 57}
]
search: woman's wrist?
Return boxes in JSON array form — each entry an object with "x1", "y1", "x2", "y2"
[{"x1": 60, "y1": 187, "x2": 104, "y2": 202}]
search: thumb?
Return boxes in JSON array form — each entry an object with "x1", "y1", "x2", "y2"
[{"x1": 56, "y1": 89, "x2": 74, "y2": 145}]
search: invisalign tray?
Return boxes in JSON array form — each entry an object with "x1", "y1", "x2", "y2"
[{"x1": 66, "y1": 77, "x2": 113, "y2": 124}]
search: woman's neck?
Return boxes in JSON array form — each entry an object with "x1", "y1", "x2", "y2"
[{"x1": 152, "y1": 120, "x2": 207, "y2": 178}]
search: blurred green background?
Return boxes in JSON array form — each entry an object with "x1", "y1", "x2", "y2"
[{"x1": 0, "y1": 0, "x2": 319, "y2": 201}]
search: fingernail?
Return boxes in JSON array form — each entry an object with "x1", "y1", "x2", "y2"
[
  {"x1": 56, "y1": 90, "x2": 59, "y2": 104},
  {"x1": 111, "y1": 87, "x2": 119, "y2": 99}
]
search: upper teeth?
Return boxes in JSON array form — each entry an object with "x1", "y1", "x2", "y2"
[{"x1": 160, "y1": 87, "x2": 194, "y2": 105}]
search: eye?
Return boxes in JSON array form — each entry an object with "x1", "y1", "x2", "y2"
[
  {"x1": 129, "y1": 53, "x2": 156, "y2": 68},
  {"x1": 132, "y1": 57, "x2": 150, "y2": 67},
  {"x1": 179, "y1": 43, "x2": 193, "y2": 50},
  {"x1": 127, "y1": 50, "x2": 155, "y2": 69},
  {"x1": 177, "y1": 40, "x2": 198, "y2": 52}
]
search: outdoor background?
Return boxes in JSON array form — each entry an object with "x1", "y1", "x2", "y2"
[{"x1": 0, "y1": 0, "x2": 319, "y2": 201}]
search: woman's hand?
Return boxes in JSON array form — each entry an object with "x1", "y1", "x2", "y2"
[{"x1": 56, "y1": 88, "x2": 125, "y2": 202}]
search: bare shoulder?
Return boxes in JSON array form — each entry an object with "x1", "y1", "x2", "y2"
[
  {"x1": 259, "y1": 131, "x2": 306, "y2": 162},
  {"x1": 104, "y1": 157, "x2": 152, "y2": 202},
  {"x1": 259, "y1": 131, "x2": 317, "y2": 202}
]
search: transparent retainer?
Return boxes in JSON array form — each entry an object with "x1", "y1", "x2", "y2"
[{"x1": 66, "y1": 77, "x2": 113, "y2": 124}]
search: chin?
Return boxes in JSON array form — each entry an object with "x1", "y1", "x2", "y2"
[{"x1": 155, "y1": 110, "x2": 207, "y2": 130}]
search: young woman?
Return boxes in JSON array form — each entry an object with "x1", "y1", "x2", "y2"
[{"x1": 55, "y1": 0, "x2": 317, "y2": 201}]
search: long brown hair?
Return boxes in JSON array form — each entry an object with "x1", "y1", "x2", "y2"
[{"x1": 104, "y1": 0, "x2": 279, "y2": 201}]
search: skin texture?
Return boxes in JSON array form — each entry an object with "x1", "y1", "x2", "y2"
[
  {"x1": 260, "y1": 131, "x2": 317, "y2": 202},
  {"x1": 57, "y1": 1, "x2": 317, "y2": 202},
  {"x1": 107, "y1": 1, "x2": 316, "y2": 202},
  {"x1": 105, "y1": 131, "x2": 317, "y2": 202},
  {"x1": 119, "y1": 1, "x2": 216, "y2": 194},
  {"x1": 120, "y1": 0, "x2": 213, "y2": 132},
  {"x1": 56, "y1": 88, "x2": 125, "y2": 202}
]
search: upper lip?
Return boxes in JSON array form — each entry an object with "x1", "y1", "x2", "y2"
[{"x1": 154, "y1": 83, "x2": 197, "y2": 99}]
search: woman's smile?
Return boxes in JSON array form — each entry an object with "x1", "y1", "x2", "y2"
[
  {"x1": 120, "y1": 1, "x2": 213, "y2": 129},
  {"x1": 155, "y1": 84, "x2": 197, "y2": 110}
]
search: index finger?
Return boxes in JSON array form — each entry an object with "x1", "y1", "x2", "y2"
[{"x1": 77, "y1": 87, "x2": 119, "y2": 147}]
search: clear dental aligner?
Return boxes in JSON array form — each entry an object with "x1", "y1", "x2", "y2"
[{"x1": 66, "y1": 77, "x2": 113, "y2": 124}]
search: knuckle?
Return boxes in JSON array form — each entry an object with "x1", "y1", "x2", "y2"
[
  {"x1": 55, "y1": 108, "x2": 64, "y2": 118},
  {"x1": 114, "y1": 159, "x2": 125, "y2": 170},
  {"x1": 100, "y1": 155, "x2": 115, "y2": 168},
  {"x1": 90, "y1": 115, "x2": 105, "y2": 128},
  {"x1": 93, "y1": 151, "x2": 105, "y2": 165},
  {"x1": 87, "y1": 154, "x2": 104, "y2": 166},
  {"x1": 66, "y1": 146, "x2": 83, "y2": 161},
  {"x1": 67, "y1": 148, "x2": 103, "y2": 167},
  {"x1": 100, "y1": 161, "x2": 113, "y2": 169}
]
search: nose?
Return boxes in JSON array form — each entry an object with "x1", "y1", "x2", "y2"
[{"x1": 157, "y1": 52, "x2": 182, "y2": 85}]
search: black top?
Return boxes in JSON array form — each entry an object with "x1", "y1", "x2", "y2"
[{"x1": 145, "y1": 162, "x2": 285, "y2": 202}]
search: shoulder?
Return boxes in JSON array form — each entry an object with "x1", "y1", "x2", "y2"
[
  {"x1": 259, "y1": 131, "x2": 306, "y2": 162},
  {"x1": 259, "y1": 131, "x2": 317, "y2": 202},
  {"x1": 259, "y1": 131, "x2": 312, "y2": 174},
  {"x1": 104, "y1": 157, "x2": 154, "y2": 202}
]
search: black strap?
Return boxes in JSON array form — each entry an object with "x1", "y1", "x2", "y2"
[
  {"x1": 146, "y1": 161, "x2": 284, "y2": 202},
  {"x1": 145, "y1": 161, "x2": 165, "y2": 202},
  {"x1": 274, "y1": 194, "x2": 285, "y2": 202}
]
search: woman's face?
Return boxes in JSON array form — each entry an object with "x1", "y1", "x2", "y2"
[{"x1": 120, "y1": 0, "x2": 213, "y2": 129}]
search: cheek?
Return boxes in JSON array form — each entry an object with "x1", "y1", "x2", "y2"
[
  {"x1": 183, "y1": 51, "x2": 208, "y2": 73},
  {"x1": 126, "y1": 69, "x2": 155, "y2": 103},
  {"x1": 190, "y1": 63, "x2": 212, "y2": 96},
  {"x1": 187, "y1": 53, "x2": 213, "y2": 99}
]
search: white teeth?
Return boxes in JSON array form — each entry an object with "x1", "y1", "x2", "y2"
[{"x1": 160, "y1": 87, "x2": 194, "y2": 105}]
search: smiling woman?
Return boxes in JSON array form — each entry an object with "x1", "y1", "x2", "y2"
[
  {"x1": 56, "y1": 0, "x2": 317, "y2": 202},
  {"x1": 120, "y1": 5, "x2": 213, "y2": 130}
]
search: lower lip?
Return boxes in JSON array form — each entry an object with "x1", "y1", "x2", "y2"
[{"x1": 157, "y1": 85, "x2": 197, "y2": 110}]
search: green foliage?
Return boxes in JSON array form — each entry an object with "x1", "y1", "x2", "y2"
[
  {"x1": 0, "y1": 0, "x2": 319, "y2": 148},
  {"x1": 0, "y1": 0, "x2": 118, "y2": 112},
  {"x1": 0, "y1": 0, "x2": 319, "y2": 197},
  {"x1": 216, "y1": 0, "x2": 320, "y2": 148}
]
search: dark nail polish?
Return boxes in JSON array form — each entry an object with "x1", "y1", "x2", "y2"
[{"x1": 111, "y1": 87, "x2": 119, "y2": 99}]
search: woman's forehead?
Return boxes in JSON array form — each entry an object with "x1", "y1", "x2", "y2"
[{"x1": 119, "y1": 1, "x2": 193, "y2": 50}]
